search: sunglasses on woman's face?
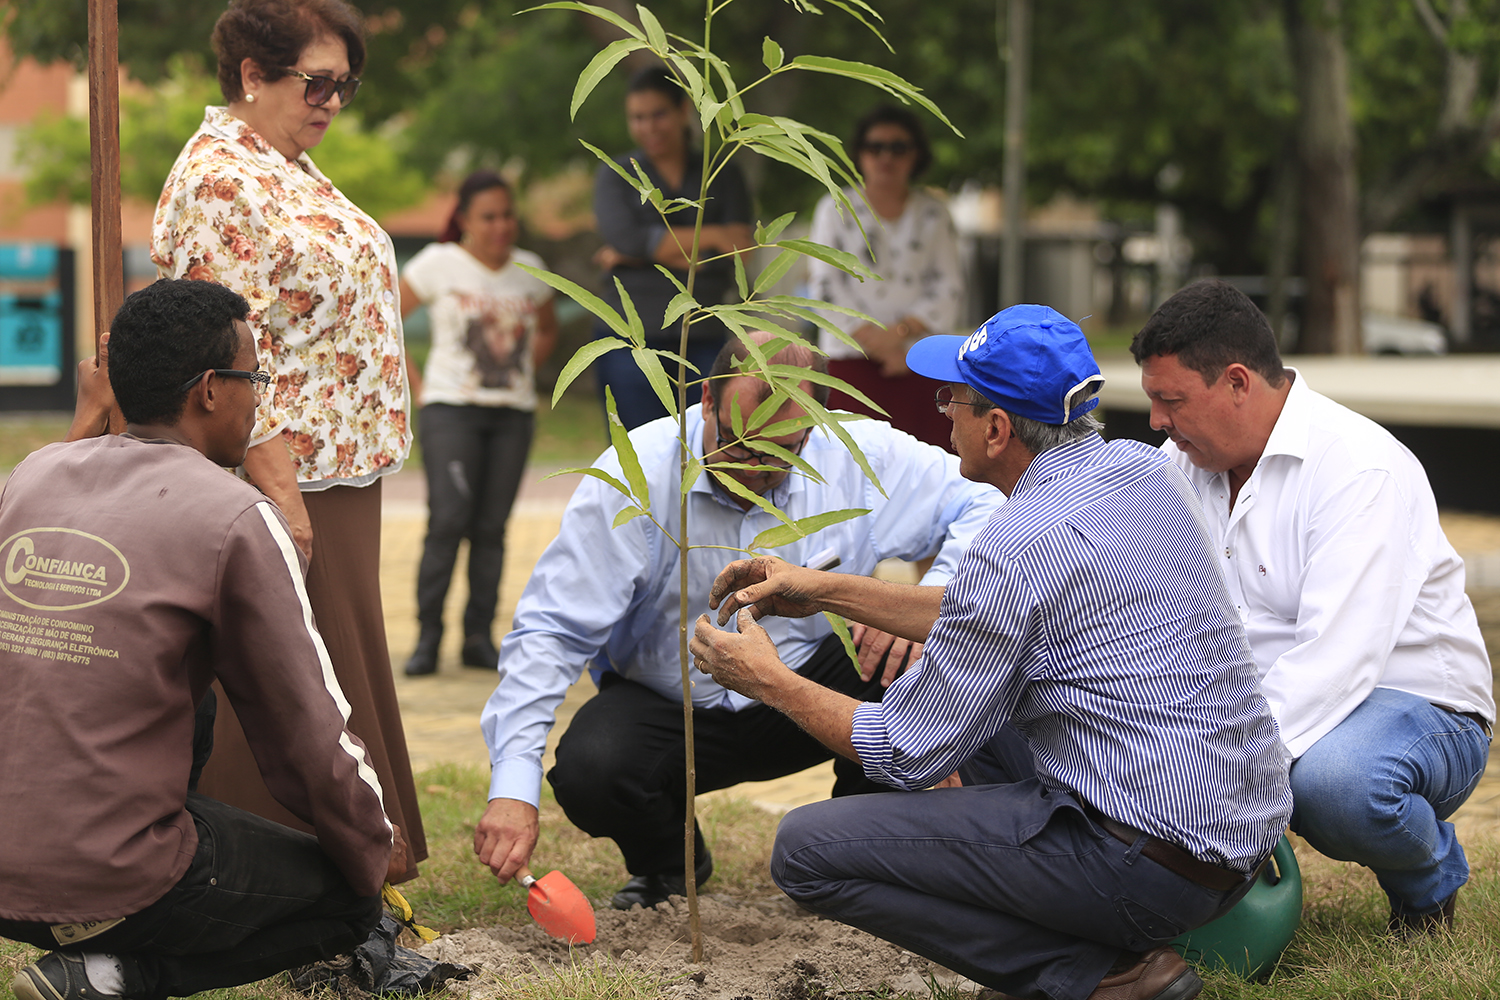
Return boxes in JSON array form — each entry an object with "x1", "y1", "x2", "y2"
[
  {"x1": 282, "y1": 68, "x2": 361, "y2": 108},
  {"x1": 861, "y1": 140, "x2": 914, "y2": 157}
]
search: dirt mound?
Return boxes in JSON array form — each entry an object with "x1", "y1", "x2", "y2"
[{"x1": 421, "y1": 893, "x2": 981, "y2": 998}]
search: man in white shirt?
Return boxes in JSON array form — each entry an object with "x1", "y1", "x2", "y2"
[
  {"x1": 1131, "y1": 278, "x2": 1493, "y2": 935},
  {"x1": 472, "y1": 332, "x2": 1004, "y2": 911}
]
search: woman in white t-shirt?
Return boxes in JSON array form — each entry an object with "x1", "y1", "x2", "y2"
[{"x1": 399, "y1": 170, "x2": 558, "y2": 676}]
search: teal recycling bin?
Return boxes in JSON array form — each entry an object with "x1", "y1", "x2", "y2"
[{"x1": 1172, "y1": 834, "x2": 1302, "y2": 979}]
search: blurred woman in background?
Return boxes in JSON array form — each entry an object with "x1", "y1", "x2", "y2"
[
  {"x1": 807, "y1": 104, "x2": 963, "y2": 449},
  {"x1": 151, "y1": 0, "x2": 424, "y2": 877},
  {"x1": 400, "y1": 170, "x2": 558, "y2": 676}
]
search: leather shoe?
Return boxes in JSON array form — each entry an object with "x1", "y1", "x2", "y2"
[
  {"x1": 461, "y1": 634, "x2": 499, "y2": 670},
  {"x1": 1087, "y1": 945, "x2": 1201, "y2": 1000},
  {"x1": 1389, "y1": 887, "x2": 1457, "y2": 939},
  {"x1": 403, "y1": 631, "x2": 441, "y2": 676},
  {"x1": 610, "y1": 850, "x2": 714, "y2": 910}
]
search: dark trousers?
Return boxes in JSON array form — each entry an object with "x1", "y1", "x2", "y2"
[
  {"x1": 548, "y1": 633, "x2": 888, "y2": 874},
  {"x1": 771, "y1": 726, "x2": 1260, "y2": 1000},
  {"x1": 0, "y1": 794, "x2": 381, "y2": 1000},
  {"x1": 591, "y1": 324, "x2": 725, "y2": 431},
  {"x1": 416, "y1": 403, "x2": 533, "y2": 640}
]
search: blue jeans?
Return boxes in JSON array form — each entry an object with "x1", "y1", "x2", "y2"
[
  {"x1": 0, "y1": 794, "x2": 381, "y2": 1000},
  {"x1": 771, "y1": 727, "x2": 1259, "y2": 1000},
  {"x1": 1289, "y1": 687, "x2": 1490, "y2": 915}
]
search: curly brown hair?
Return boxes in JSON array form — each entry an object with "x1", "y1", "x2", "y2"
[{"x1": 212, "y1": 0, "x2": 366, "y2": 103}]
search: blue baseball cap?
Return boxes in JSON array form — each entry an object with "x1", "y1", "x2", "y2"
[{"x1": 906, "y1": 304, "x2": 1105, "y2": 425}]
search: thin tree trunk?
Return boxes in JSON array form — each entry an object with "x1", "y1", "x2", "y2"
[
  {"x1": 1287, "y1": 0, "x2": 1361, "y2": 354},
  {"x1": 89, "y1": 0, "x2": 125, "y2": 430}
]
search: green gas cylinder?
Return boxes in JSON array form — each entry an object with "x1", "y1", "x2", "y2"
[{"x1": 1172, "y1": 834, "x2": 1302, "y2": 979}]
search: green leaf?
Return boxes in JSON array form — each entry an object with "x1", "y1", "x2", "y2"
[
  {"x1": 754, "y1": 211, "x2": 797, "y2": 246},
  {"x1": 632, "y1": 346, "x2": 678, "y2": 418},
  {"x1": 565, "y1": 464, "x2": 633, "y2": 499},
  {"x1": 767, "y1": 362, "x2": 887, "y2": 416},
  {"x1": 681, "y1": 454, "x2": 703, "y2": 496},
  {"x1": 516, "y1": 261, "x2": 631, "y2": 341},
  {"x1": 613, "y1": 505, "x2": 651, "y2": 528},
  {"x1": 752, "y1": 248, "x2": 799, "y2": 295},
  {"x1": 664, "y1": 289, "x2": 701, "y2": 327},
  {"x1": 786, "y1": 56, "x2": 962, "y2": 136},
  {"x1": 762, "y1": 36, "x2": 784, "y2": 70},
  {"x1": 614, "y1": 278, "x2": 647, "y2": 343},
  {"x1": 821, "y1": 611, "x2": 862, "y2": 676},
  {"x1": 666, "y1": 55, "x2": 708, "y2": 111},
  {"x1": 636, "y1": 4, "x2": 668, "y2": 53},
  {"x1": 782, "y1": 381, "x2": 885, "y2": 495},
  {"x1": 709, "y1": 469, "x2": 796, "y2": 526},
  {"x1": 571, "y1": 38, "x2": 648, "y2": 120},
  {"x1": 817, "y1": 0, "x2": 892, "y2": 51},
  {"x1": 550, "y1": 336, "x2": 627, "y2": 406},
  {"x1": 750, "y1": 508, "x2": 871, "y2": 550},
  {"x1": 581, "y1": 140, "x2": 656, "y2": 201},
  {"x1": 777, "y1": 238, "x2": 880, "y2": 282},
  {"x1": 732, "y1": 248, "x2": 749, "y2": 300},
  {"x1": 605, "y1": 386, "x2": 651, "y2": 503},
  {"x1": 519, "y1": 3, "x2": 645, "y2": 41}
]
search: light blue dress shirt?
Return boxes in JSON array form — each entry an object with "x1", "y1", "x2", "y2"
[{"x1": 481, "y1": 407, "x2": 1005, "y2": 806}]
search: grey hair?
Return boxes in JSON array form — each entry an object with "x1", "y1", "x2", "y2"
[{"x1": 964, "y1": 385, "x2": 1103, "y2": 454}]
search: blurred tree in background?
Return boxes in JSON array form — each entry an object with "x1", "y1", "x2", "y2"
[{"x1": 7, "y1": 0, "x2": 1500, "y2": 344}]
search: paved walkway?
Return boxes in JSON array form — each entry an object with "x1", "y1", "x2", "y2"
[{"x1": 382, "y1": 466, "x2": 1500, "y2": 832}]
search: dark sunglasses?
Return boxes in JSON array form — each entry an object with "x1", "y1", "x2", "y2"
[
  {"x1": 282, "y1": 68, "x2": 361, "y2": 108},
  {"x1": 179, "y1": 369, "x2": 273, "y2": 393},
  {"x1": 861, "y1": 140, "x2": 914, "y2": 157}
]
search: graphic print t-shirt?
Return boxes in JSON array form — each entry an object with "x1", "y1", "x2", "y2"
[{"x1": 402, "y1": 243, "x2": 554, "y2": 409}]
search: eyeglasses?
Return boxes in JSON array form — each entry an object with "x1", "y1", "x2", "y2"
[
  {"x1": 714, "y1": 422, "x2": 811, "y2": 470},
  {"x1": 179, "y1": 369, "x2": 273, "y2": 393},
  {"x1": 934, "y1": 385, "x2": 991, "y2": 415},
  {"x1": 861, "y1": 140, "x2": 914, "y2": 157},
  {"x1": 281, "y1": 68, "x2": 361, "y2": 108}
]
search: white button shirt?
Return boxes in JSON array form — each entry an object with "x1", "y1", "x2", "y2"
[{"x1": 1163, "y1": 371, "x2": 1494, "y2": 759}]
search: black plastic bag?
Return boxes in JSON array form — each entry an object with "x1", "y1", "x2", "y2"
[{"x1": 288, "y1": 915, "x2": 474, "y2": 997}]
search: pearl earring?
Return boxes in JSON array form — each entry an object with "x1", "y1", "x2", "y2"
[{"x1": 246, "y1": 93, "x2": 257, "y2": 103}]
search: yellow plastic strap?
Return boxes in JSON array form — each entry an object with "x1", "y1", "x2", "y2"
[{"x1": 381, "y1": 883, "x2": 440, "y2": 943}]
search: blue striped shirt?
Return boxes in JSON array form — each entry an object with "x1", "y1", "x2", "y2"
[{"x1": 851, "y1": 434, "x2": 1293, "y2": 871}]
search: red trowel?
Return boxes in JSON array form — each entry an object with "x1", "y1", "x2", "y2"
[{"x1": 519, "y1": 866, "x2": 596, "y2": 944}]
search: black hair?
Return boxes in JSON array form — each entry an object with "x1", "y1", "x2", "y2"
[
  {"x1": 1130, "y1": 278, "x2": 1289, "y2": 387},
  {"x1": 627, "y1": 64, "x2": 688, "y2": 106},
  {"x1": 108, "y1": 279, "x2": 252, "y2": 425},
  {"x1": 707, "y1": 334, "x2": 831, "y2": 409},
  {"x1": 439, "y1": 169, "x2": 512, "y2": 243},
  {"x1": 850, "y1": 104, "x2": 933, "y2": 180},
  {"x1": 213, "y1": 0, "x2": 366, "y2": 103}
]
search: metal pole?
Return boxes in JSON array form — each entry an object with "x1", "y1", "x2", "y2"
[{"x1": 1000, "y1": 0, "x2": 1030, "y2": 308}]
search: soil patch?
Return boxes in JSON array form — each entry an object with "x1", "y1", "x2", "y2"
[{"x1": 421, "y1": 893, "x2": 980, "y2": 999}]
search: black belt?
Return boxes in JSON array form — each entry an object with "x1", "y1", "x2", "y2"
[
  {"x1": 1084, "y1": 806, "x2": 1253, "y2": 892},
  {"x1": 1437, "y1": 704, "x2": 1492, "y2": 737}
]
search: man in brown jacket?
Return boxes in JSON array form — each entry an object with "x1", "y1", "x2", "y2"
[{"x1": 0, "y1": 279, "x2": 405, "y2": 1000}]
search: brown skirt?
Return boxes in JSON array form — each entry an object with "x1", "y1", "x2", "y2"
[{"x1": 196, "y1": 479, "x2": 427, "y2": 881}]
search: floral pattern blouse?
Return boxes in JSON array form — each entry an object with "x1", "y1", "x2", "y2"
[{"x1": 152, "y1": 107, "x2": 410, "y2": 488}]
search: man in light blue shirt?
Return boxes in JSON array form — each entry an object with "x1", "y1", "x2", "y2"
[{"x1": 474, "y1": 332, "x2": 1003, "y2": 909}]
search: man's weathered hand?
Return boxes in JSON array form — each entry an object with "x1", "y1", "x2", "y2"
[
  {"x1": 691, "y1": 609, "x2": 790, "y2": 703},
  {"x1": 851, "y1": 622, "x2": 923, "y2": 687},
  {"x1": 709, "y1": 557, "x2": 825, "y2": 626},
  {"x1": 66, "y1": 332, "x2": 118, "y2": 441},
  {"x1": 473, "y1": 798, "x2": 539, "y2": 885}
]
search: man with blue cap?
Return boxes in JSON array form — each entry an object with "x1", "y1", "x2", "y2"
[{"x1": 690, "y1": 305, "x2": 1293, "y2": 1000}]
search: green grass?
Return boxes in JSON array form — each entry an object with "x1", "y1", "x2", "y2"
[
  {"x1": 4, "y1": 768, "x2": 1500, "y2": 999},
  {"x1": 0, "y1": 415, "x2": 71, "y2": 471}
]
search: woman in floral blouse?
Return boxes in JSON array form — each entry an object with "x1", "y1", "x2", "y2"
[{"x1": 151, "y1": 0, "x2": 424, "y2": 878}]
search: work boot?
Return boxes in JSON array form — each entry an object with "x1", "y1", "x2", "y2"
[
  {"x1": 461, "y1": 634, "x2": 499, "y2": 670},
  {"x1": 14, "y1": 953, "x2": 139, "y2": 1000},
  {"x1": 404, "y1": 628, "x2": 442, "y2": 676},
  {"x1": 1389, "y1": 888, "x2": 1458, "y2": 939},
  {"x1": 611, "y1": 850, "x2": 714, "y2": 910},
  {"x1": 1087, "y1": 946, "x2": 1201, "y2": 1000}
]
